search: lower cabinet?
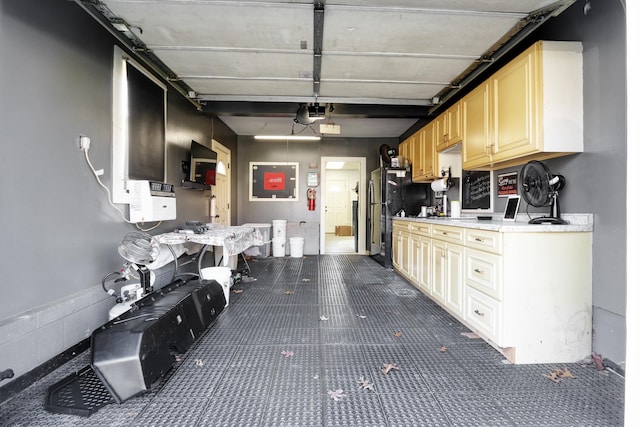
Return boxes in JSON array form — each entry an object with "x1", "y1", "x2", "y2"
[{"x1": 392, "y1": 219, "x2": 592, "y2": 364}]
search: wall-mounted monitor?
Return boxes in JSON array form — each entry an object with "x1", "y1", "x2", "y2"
[
  {"x1": 189, "y1": 140, "x2": 217, "y2": 186},
  {"x1": 112, "y1": 46, "x2": 167, "y2": 204}
]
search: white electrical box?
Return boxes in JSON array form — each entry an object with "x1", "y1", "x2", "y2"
[{"x1": 126, "y1": 180, "x2": 176, "y2": 222}]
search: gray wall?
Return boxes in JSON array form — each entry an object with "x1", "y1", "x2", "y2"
[
  {"x1": 236, "y1": 136, "x2": 393, "y2": 225},
  {"x1": 0, "y1": 0, "x2": 234, "y2": 384},
  {"x1": 498, "y1": 1, "x2": 627, "y2": 364}
]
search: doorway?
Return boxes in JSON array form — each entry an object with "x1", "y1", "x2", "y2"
[
  {"x1": 212, "y1": 140, "x2": 231, "y2": 226},
  {"x1": 320, "y1": 156, "x2": 367, "y2": 254}
]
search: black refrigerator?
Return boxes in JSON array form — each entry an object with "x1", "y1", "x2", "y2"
[{"x1": 369, "y1": 167, "x2": 428, "y2": 268}]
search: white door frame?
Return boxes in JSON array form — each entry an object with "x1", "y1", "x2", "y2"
[
  {"x1": 212, "y1": 140, "x2": 231, "y2": 226},
  {"x1": 320, "y1": 156, "x2": 367, "y2": 255}
]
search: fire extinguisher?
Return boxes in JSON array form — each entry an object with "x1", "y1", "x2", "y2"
[{"x1": 307, "y1": 188, "x2": 316, "y2": 211}]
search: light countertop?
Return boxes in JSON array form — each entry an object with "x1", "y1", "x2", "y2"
[{"x1": 393, "y1": 213, "x2": 593, "y2": 232}]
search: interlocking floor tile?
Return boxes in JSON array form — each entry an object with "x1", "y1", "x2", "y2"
[{"x1": 1, "y1": 255, "x2": 625, "y2": 426}]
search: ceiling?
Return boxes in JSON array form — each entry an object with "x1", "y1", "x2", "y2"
[{"x1": 76, "y1": 0, "x2": 575, "y2": 138}]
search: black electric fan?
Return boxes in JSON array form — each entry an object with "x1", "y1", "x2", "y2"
[{"x1": 519, "y1": 160, "x2": 567, "y2": 224}]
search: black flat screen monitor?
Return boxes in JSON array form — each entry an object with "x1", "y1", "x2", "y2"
[{"x1": 190, "y1": 140, "x2": 217, "y2": 185}]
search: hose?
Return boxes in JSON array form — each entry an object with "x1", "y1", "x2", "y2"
[{"x1": 102, "y1": 271, "x2": 123, "y2": 299}]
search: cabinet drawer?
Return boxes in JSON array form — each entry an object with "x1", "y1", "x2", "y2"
[
  {"x1": 431, "y1": 224, "x2": 463, "y2": 243},
  {"x1": 465, "y1": 287, "x2": 502, "y2": 344},
  {"x1": 465, "y1": 229, "x2": 502, "y2": 254},
  {"x1": 393, "y1": 220, "x2": 410, "y2": 233},
  {"x1": 465, "y1": 248, "x2": 503, "y2": 300},
  {"x1": 410, "y1": 222, "x2": 431, "y2": 237}
]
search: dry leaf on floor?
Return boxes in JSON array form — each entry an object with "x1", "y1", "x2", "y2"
[
  {"x1": 284, "y1": 290, "x2": 294, "y2": 295},
  {"x1": 328, "y1": 389, "x2": 346, "y2": 401},
  {"x1": 439, "y1": 346, "x2": 448, "y2": 353},
  {"x1": 320, "y1": 316, "x2": 329, "y2": 321},
  {"x1": 281, "y1": 350, "x2": 294, "y2": 358},
  {"x1": 232, "y1": 289, "x2": 243, "y2": 294},
  {"x1": 544, "y1": 371, "x2": 561, "y2": 383},
  {"x1": 592, "y1": 352, "x2": 605, "y2": 371},
  {"x1": 357, "y1": 376, "x2": 375, "y2": 391},
  {"x1": 302, "y1": 278, "x2": 311, "y2": 282},
  {"x1": 357, "y1": 315, "x2": 367, "y2": 319},
  {"x1": 381, "y1": 363, "x2": 399, "y2": 375},
  {"x1": 195, "y1": 359, "x2": 204, "y2": 367},
  {"x1": 393, "y1": 332, "x2": 403, "y2": 338},
  {"x1": 544, "y1": 368, "x2": 577, "y2": 382}
]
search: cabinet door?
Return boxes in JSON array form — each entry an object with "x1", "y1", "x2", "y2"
[
  {"x1": 400, "y1": 232, "x2": 411, "y2": 275},
  {"x1": 434, "y1": 113, "x2": 448, "y2": 152},
  {"x1": 462, "y1": 82, "x2": 492, "y2": 168},
  {"x1": 421, "y1": 124, "x2": 436, "y2": 179},
  {"x1": 409, "y1": 131, "x2": 424, "y2": 181},
  {"x1": 398, "y1": 140, "x2": 409, "y2": 163},
  {"x1": 445, "y1": 243, "x2": 465, "y2": 317},
  {"x1": 418, "y1": 236, "x2": 431, "y2": 294},
  {"x1": 409, "y1": 234, "x2": 421, "y2": 284},
  {"x1": 392, "y1": 229, "x2": 402, "y2": 270},
  {"x1": 430, "y1": 239, "x2": 446, "y2": 304},
  {"x1": 491, "y1": 48, "x2": 539, "y2": 161},
  {"x1": 447, "y1": 102, "x2": 463, "y2": 146}
]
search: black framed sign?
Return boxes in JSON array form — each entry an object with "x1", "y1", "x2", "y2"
[
  {"x1": 461, "y1": 170, "x2": 492, "y2": 211},
  {"x1": 250, "y1": 162, "x2": 298, "y2": 201}
]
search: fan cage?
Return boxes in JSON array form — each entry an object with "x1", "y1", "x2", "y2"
[{"x1": 117, "y1": 232, "x2": 160, "y2": 265}]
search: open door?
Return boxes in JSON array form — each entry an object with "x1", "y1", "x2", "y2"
[
  {"x1": 212, "y1": 140, "x2": 231, "y2": 226},
  {"x1": 320, "y1": 157, "x2": 366, "y2": 254}
]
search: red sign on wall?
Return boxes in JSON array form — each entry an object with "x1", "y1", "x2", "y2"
[
  {"x1": 497, "y1": 171, "x2": 518, "y2": 197},
  {"x1": 264, "y1": 172, "x2": 286, "y2": 190}
]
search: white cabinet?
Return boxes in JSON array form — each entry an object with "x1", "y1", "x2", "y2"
[
  {"x1": 392, "y1": 219, "x2": 592, "y2": 364},
  {"x1": 392, "y1": 221, "x2": 410, "y2": 275},
  {"x1": 430, "y1": 225, "x2": 464, "y2": 317}
]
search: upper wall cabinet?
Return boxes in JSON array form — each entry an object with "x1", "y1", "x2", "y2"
[
  {"x1": 435, "y1": 102, "x2": 463, "y2": 152},
  {"x1": 401, "y1": 123, "x2": 438, "y2": 183},
  {"x1": 462, "y1": 41, "x2": 584, "y2": 170}
]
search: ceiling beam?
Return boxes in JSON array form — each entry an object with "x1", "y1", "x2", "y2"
[{"x1": 200, "y1": 101, "x2": 427, "y2": 119}]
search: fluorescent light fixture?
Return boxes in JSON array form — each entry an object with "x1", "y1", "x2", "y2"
[{"x1": 254, "y1": 135, "x2": 321, "y2": 141}]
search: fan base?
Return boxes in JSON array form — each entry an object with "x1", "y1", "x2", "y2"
[{"x1": 528, "y1": 216, "x2": 567, "y2": 225}]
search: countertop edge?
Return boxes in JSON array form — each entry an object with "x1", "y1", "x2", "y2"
[{"x1": 393, "y1": 213, "x2": 593, "y2": 232}]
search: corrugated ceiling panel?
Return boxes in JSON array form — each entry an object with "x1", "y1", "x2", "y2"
[
  {"x1": 183, "y1": 79, "x2": 312, "y2": 97},
  {"x1": 154, "y1": 50, "x2": 313, "y2": 79},
  {"x1": 323, "y1": 8, "x2": 521, "y2": 55},
  {"x1": 103, "y1": 2, "x2": 313, "y2": 49},
  {"x1": 321, "y1": 54, "x2": 472, "y2": 83}
]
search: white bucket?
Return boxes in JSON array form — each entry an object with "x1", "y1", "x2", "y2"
[
  {"x1": 289, "y1": 237, "x2": 304, "y2": 258},
  {"x1": 201, "y1": 266, "x2": 232, "y2": 307},
  {"x1": 272, "y1": 220, "x2": 287, "y2": 239},
  {"x1": 272, "y1": 238, "x2": 286, "y2": 257}
]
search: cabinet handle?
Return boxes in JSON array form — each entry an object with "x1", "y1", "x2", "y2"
[
  {"x1": 474, "y1": 268, "x2": 484, "y2": 274},
  {"x1": 475, "y1": 237, "x2": 484, "y2": 242},
  {"x1": 442, "y1": 232, "x2": 448, "y2": 235},
  {"x1": 474, "y1": 309, "x2": 485, "y2": 317}
]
